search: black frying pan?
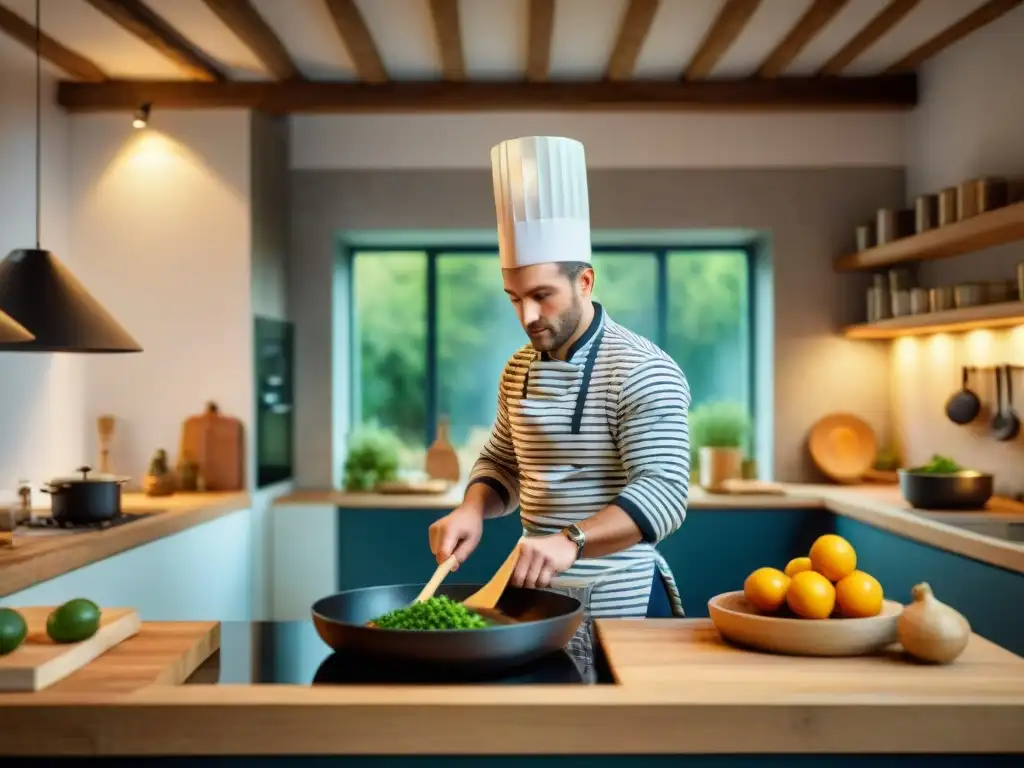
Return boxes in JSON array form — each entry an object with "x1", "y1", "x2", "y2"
[
  {"x1": 946, "y1": 366, "x2": 981, "y2": 424},
  {"x1": 311, "y1": 583, "x2": 583, "y2": 670}
]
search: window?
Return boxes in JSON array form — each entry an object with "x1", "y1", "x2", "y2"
[{"x1": 350, "y1": 247, "x2": 753, "y2": 475}]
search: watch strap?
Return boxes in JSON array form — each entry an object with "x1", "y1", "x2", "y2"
[{"x1": 563, "y1": 524, "x2": 585, "y2": 561}]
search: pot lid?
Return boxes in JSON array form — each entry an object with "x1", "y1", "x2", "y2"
[{"x1": 48, "y1": 466, "x2": 129, "y2": 484}]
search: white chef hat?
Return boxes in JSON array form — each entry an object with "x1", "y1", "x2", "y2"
[{"x1": 490, "y1": 136, "x2": 591, "y2": 269}]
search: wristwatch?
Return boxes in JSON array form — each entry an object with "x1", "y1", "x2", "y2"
[{"x1": 562, "y1": 523, "x2": 585, "y2": 561}]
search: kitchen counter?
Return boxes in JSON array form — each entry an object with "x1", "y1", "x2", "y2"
[
  {"x1": 275, "y1": 483, "x2": 1024, "y2": 576},
  {"x1": 275, "y1": 485, "x2": 825, "y2": 510},
  {"x1": 1, "y1": 617, "x2": 1022, "y2": 757},
  {"x1": 0, "y1": 492, "x2": 251, "y2": 596}
]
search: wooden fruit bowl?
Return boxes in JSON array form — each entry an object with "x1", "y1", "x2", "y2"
[{"x1": 708, "y1": 591, "x2": 902, "y2": 657}]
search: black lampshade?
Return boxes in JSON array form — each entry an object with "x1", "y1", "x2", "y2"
[
  {"x1": 0, "y1": 248, "x2": 142, "y2": 353},
  {"x1": 0, "y1": 309, "x2": 33, "y2": 344}
]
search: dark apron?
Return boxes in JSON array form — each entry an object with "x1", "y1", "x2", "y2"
[{"x1": 645, "y1": 567, "x2": 674, "y2": 618}]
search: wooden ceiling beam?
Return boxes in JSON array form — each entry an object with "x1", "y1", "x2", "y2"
[
  {"x1": 201, "y1": 0, "x2": 302, "y2": 81},
  {"x1": 684, "y1": 0, "x2": 760, "y2": 80},
  {"x1": 606, "y1": 0, "x2": 660, "y2": 81},
  {"x1": 885, "y1": 0, "x2": 1023, "y2": 73},
  {"x1": 526, "y1": 0, "x2": 555, "y2": 82},
  {"x1": 84, "y1": 0, "x2": 225, "y2": 82},
  {"x1": 0, "y1": 4, "x2": 107, "y2": 82},
  {"x1": 428, "y1": 0, "x2": 465, "y2": 81},
  {"x1": 756, "y1": 0, "x2": 847, "y2": 78},
  {"x1": 817, "y1": 0, "x2": 918, "y2": 76},
  {"x1": 323, "y1": 0, "x2": 387, "y2": 83},
  {"x1": 55, "y1": 75, "x2": 917, "y2": 113}
]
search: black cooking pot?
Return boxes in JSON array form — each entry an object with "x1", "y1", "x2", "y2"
[
  {"x1": 898, "y1": 468, "x2": 994, "y2": 510},
  {"x1": 41, "y1": 466, "x2": 129, "y2": 523}
]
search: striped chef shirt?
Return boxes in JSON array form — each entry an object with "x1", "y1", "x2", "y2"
[{"x1": 467, "y1": 302, "x2": 690, "y2": 618}]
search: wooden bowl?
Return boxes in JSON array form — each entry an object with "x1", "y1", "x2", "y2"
[
  {"x1": 808, "y1": 413, "x2": 878, "y2": 483},
  {"x1": 708, "y1": 591, "x2": 902, "y2": 657}
]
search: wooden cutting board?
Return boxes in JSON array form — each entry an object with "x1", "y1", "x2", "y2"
[
  {"x1": 425, "y1": 417, "x2": 460, "y2": 483},
  {"x1": 179, "y1": 402, "x2": 244, "y2": 491},
  {"x1": 0, "y1": 607, "x2": 141, "y2": 692}
]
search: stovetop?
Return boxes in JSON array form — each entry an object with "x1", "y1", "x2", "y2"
[
  {"x1": 21, "y1": 511, "x2": 156, "y2": 531},
  {"x1": 186, "y1": 620, "x2": 615, "y2": 686}
]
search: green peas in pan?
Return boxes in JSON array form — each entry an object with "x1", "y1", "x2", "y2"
[{"x1": 369, "y1": 595, "x2": 490, "y2": 630}]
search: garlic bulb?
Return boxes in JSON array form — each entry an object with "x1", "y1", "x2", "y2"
[{"x1": 897, "y1": 582, "x2": 971, "y2": 664}]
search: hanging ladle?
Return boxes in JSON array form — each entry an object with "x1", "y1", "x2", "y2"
[{"x1": 992, "y1": 365, "x2": 1020, "y2": 442}]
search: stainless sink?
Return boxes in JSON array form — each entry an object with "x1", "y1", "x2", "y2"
[{"x1": 914, "y1": 515, "x2": 1024, "y2": 543}]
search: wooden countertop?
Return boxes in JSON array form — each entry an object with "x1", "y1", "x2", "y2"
[
  {"x1": 0, "y1": 492, "x2": 251, "y2": 597},
  {"x1": 274, "y1": 484, "x2": 826, "y2": 510},
  {"x1": 1, "y1": 617, "x2": 1021, "y2": 756},
  {"x1": 275, "y1": 483, "x2": 1024, "y2": 575}
]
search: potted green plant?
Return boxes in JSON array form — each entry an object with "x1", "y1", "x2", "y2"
[
  {"x1": 342, "y1": 425, "x2": 401, "y2": 491},
  {"x1": 689, "y1": 400, "x2": 750, "y2": 492}
]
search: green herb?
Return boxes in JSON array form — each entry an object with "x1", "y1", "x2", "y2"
[
  {"x1": 370, "y1": 595, "x2": 489, "y2": 630},
  {"x1": 343, "y1": 425, "x2": 401, "y2": 491},
  {"x1": 910, "y1": 454, "x2": 963, "y2": 474},
  {"x1": 689, "y1": 400, "x2": 750, "y2": 450}
]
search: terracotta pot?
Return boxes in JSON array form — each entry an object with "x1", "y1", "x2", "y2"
[{"x1": 699, "y1": 447, "x2": 744, "y2": 492}]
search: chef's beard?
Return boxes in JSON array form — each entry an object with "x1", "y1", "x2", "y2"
[{"x1": 526, "y1": 295, "x2": 584, "y2": 354}]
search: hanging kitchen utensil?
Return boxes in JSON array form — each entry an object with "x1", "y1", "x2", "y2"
[
  {"x1": 40, "y1": 466, "x2": 130, "y2": 524},
  {"x1": 992, "y1": 365, "x2": 1020, "y2": 441},
  {"x1": 0, "y1": 0, "x2": 141, "y2": 354},
  {"x1": 946, "y1": 367, "x2": 981, "y2": 425}
]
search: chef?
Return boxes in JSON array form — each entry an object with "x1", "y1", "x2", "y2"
[{"x1": 428, "y1": 135, "x2": 689, "y2": 619}]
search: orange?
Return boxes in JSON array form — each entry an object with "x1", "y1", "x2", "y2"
[
  {"x1": 835, "y1": 571, "x2": 884, "y2": 618},
  {"x1": 743, "y1": 567, "x2": 790, "y2": 613},
  {"x1": 809, "y1": 534, "x2": 857, "y2": 582},
  {"x1": 786, "y1": 571, "x2": 836, "y2": 620},
  {"x1": 784, "y1": 556, "x2": 812, "y2": 577}
]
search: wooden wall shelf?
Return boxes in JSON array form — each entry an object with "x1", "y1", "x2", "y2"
[
  {"x1": 834, "y1": 201, "x2": 1024, "y2": 272},
  {"x1": 844, "y1": 301, "x2": 1024, "y2": 340}
]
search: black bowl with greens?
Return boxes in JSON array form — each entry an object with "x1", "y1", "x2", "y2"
[
  {"x1": 898, "y1": 454, "x2": 994, "y2": 510},
  {"x1": 311, "y1": 583, "x2": 583, "y2": 670}
]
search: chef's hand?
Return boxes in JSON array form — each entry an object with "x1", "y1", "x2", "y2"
[
  {"x1": 511, "y1": 534, "x2": 577, "y2": 589},
  {"x1": 429, "y1": 504, "x2": 484, "y2": 570}
]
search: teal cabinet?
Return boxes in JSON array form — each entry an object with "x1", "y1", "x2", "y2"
[
  {"x1": 337, "y1": 508, "x2": 524, "y2": 590},
  {"x1": 655, "y1": 508, "x2": 833, "y2": 617},
  {"x1": 834, "y1": 517, "x2": 1024, "y2": 657}
]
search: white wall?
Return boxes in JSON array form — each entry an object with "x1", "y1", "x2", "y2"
[
  {"x1": 290, "y1": 111, "x2": 907, "y2": 170},
  {"x1": 0, "y1": 33, "x2": 85, "y2": 500},
  {"x1": 69, "y1": 110, "x2": 254, "y2": 486}
]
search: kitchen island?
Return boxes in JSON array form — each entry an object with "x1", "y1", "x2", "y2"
[
  {"x1": 272, "y1": 483, "x2": 1024, "y2": 657},
  {"x1": 1, "y1": 616, "x2": 1022, "y2": 759}
]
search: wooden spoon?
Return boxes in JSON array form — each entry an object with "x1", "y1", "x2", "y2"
[
  {"x1": 413, "y1": 554, "x2": 458, "y2": 603},
  {"x1": 462, "y1": 537, "x2": 524, "y2": 611}
]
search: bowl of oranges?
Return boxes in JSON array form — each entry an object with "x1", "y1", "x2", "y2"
[{"x1": 708, "y1": 534, "x2": 903, "y2": 656}]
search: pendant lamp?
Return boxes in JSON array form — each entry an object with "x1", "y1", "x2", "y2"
[
  {"x1": 0, "y1": 310, "x2": 33, "y2": 344},
  {"x1": 0, "y1": 0, "x2": 142, "y2": 353}
]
